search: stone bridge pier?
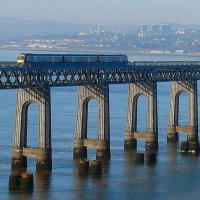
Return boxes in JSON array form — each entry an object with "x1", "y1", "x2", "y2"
[
  {"x1": 73, "y1": 85, "x2": 110, "y2": 160},
  {"x1": 167, "y1": 81, "x2": 199, "y2": 152},
  {"x1": 11, "y1": 87, "x2": 52, "y2": 172},
  {"x1": 124, "y1": 82, "x2": 158, "y2": 152}
]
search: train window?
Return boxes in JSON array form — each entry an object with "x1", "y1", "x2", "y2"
[{"x1": 18, "y1": 55, "x2": 25, "y2": 60}]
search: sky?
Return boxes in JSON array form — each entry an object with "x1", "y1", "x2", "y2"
[{"x1": 0, "y1": 0, "x2": 200, "y2": 25}]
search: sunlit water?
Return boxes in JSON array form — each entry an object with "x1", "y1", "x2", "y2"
[{"x1": 0, "y1": 50, "x2": 200, "y2": 199}]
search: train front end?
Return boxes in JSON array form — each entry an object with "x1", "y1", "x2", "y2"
[{"x1": 17, "y1": 54, "x2": 26, "y2": 65}]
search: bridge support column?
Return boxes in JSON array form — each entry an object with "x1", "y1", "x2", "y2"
[
  {"x1": 74, "y1": 85, "x2": 110, "y2": 160},
  {"x1": 11, "y1": 88, "x2": 52, "y2": 172},
  {"x1": 124, "y1": 82, "x2": 158, "y2": 152},
  {"x1": 167, "y1": 81, "x2": 199, "y2": 152}
]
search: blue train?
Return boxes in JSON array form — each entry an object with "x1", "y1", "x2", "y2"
[{"x1": 17, "y1": 53, "x2": 128, "y2": 65}]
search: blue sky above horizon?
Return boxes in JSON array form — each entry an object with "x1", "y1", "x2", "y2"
[{"x1": 0, "y1": 0, "x2": 200, "y2": 25}]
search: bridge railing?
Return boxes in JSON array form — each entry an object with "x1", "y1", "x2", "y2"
[{"x1": 0, "y1": 61, "x2": 200, "y2": 89}]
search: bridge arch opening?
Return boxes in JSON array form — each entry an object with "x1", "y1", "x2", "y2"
[
  {"x1": 134, "y1": 95, "x2": 148, "y2": 151},
  {"x1": 26, "y1": 102, "x2": 39, "y2": 147},
  {"x1": 84, "y1": 98, "x2": 99, "y2": 159},
  {"x1": 83, "y1": 98, "x2": 100, "y2": 139},
  {"x1": 176, "y1": 91, "x2": 189, "y2": 141},
  {"x1": 135, "y1": 95, "x2": 148, "y2": 132},
  {"x1": 22, "y1": 101, "x2": 39, "y2": 171}
]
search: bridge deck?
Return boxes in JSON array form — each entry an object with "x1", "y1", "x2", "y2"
[
  {"x1": 1, "y1": 61, "x2": 200, "y2": 68},
  {"x1": 0, "y1": 61, "x2": 200, "y2": 89}
]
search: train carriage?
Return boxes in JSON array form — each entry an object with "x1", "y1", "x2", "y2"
[
  {"x1": 17, "y1": 53, "x2": 128, "y2": 65},
  {"x1": 63, "y1": 54, "x2": 97, "y2": 63},
  {"x1": 25, "y1": 54, "x2": 63, "y2": 63},
  {"x1": 98, "y1": 55, "x2": 128, "y2": 62}
]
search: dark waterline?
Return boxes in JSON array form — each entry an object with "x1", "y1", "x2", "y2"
[{"x1": 0, "y1": 50, "x2": 200, "y2": 199}]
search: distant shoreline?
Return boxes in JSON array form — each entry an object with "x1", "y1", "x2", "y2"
[{"x1": 0, "y1": 47, "x2": 200, "y2": 57}]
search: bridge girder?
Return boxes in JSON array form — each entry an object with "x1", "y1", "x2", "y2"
[{"x1": 0, "y1": 63, "x2": 199, "y2": 88}]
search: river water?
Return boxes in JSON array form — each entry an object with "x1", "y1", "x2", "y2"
[{"x1": 1, "y1": 50, "x2": 200, "y2": 200}]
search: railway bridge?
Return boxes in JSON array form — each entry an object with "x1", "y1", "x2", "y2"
[{"x1": 0, "y1": 60, "x2": 200, "y2": 171}]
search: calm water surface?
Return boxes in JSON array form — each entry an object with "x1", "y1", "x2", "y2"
[{"x1": 0, "y1": 50, "x2": 200, "y2": 199}]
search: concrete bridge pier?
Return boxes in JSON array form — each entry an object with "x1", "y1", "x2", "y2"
[
  {"x1": 73, "y1": 85, "x2": 110, "y2": 160},
  {"x1": 124, "y1": 82, "x2": 158, "y2": 152},
  {"x1": 167, "y1": 81, "x2": 199, "y2": 152},
  {"x1": 11, "y1": 88, "x2": 52, "y2": 171}
]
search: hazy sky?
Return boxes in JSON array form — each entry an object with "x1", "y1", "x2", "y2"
[{"x1": 0, "y1": 0, "x2": 200, "y2": 25}]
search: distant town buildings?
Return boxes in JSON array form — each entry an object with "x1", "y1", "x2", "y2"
[
  {"x1": 138, "y1": 23, "x2": 172, "y2": 37},
  {"x1": 151, "y1": 24, "x2": 160, "y2": 33},
  {"x1": 160, "y1": 24, "x2": 171, "y2": 33},
  {"x1": 96, "y1": 25, "x2": 100, "y2": 35},
  {"x1": 0, "y1": 23, "x2": 200, "y2": 56},
  {"x1": 140, "y1": 24, "x2": 148, "y2": 36}
]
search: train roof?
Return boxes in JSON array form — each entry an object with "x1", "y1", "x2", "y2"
[{"x1": 19, "y1": 53, "x2": 128, "y2": 57}]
